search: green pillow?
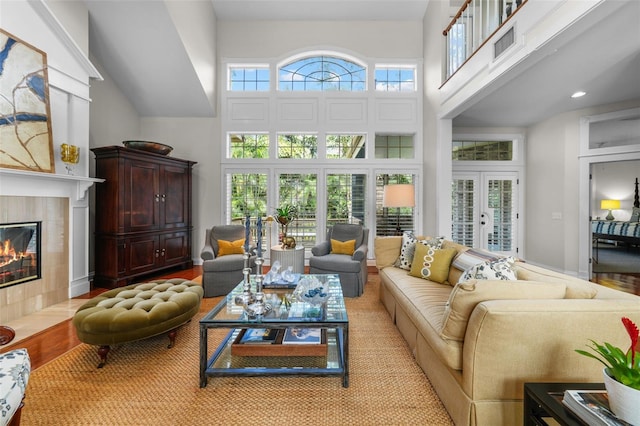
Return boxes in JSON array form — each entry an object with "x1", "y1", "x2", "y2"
[{"x1": 409, "y1": 246, "x2": 457, "y2": 284}]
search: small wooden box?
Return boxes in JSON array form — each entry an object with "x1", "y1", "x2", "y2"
[{"x1": 231, "y1": 328, "x2": 327, "y2": 357}]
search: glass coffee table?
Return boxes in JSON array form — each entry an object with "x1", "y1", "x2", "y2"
[{"x1": 199, "y1": 274, "x2": 349, "y2": 388}]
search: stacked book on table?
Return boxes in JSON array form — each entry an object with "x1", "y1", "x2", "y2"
[{"x1": 562, "y1": 390, "x2": 632, "y2": 426}]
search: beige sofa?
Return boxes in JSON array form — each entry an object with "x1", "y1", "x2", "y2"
[{"x1": 374, "y1": 236, "x2": 640, "y2": 426}]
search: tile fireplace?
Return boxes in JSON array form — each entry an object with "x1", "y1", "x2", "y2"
[{"x1": 0, "y1": 222, "x2": 41, "y2": 289}]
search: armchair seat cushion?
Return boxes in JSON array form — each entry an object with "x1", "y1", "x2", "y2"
[
  {"x1": 202, "y1": 254, "x2": 250, "y2": 273},
  {"x1": 309, "y1": 253, "x2": 362, "y2": 273}
]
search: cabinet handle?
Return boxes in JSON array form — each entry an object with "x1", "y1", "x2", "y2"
[
  {"x1": 161, "y1": 249, "x2": 166, "y2": 257},
  {"x1": 155, "y1": 194, "x2": 160, "y2": 202},
  {"x1": 155, "y1": 250, "x2": 160, "y2": 258},
  {"x1": 161, "y1": 194, "x2": 166, "y2": 202}
]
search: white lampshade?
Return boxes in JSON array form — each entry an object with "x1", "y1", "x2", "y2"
[{"x1": 383, "y1": 184, "x2": 415, "y2": 208}]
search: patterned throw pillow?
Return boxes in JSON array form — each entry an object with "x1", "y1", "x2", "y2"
[
  {"x1": 458, "y1": 256, "x2": 517, "y2": 283},
  {"x1": 394, "y1": 232, "x2": 444, "y2": 270},
  {"x1": 452, "y1": 248, "x2": 501, "y2": 271},
  {"x1": 409, "y1": 246, "x2": 457, "y2": 284},
  {"x1": 217, "y1": 238, "x2": 245, "y2": 256}
]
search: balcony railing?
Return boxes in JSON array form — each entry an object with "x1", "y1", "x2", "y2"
[{"x1": 443, "y1": 0, "x2": 527, "y2": 80}]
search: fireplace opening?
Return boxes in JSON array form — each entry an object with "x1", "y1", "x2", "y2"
[{"x1": 0, "y1": 222, "x2": 41, "y2": 289}]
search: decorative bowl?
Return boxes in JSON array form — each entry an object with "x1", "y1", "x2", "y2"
[
  {"x1": 293, "y1": 276, "x2": 330, "y2": 305},
  {"x1": 123, "y1": 140, "x2": 173, "y2": 156}
]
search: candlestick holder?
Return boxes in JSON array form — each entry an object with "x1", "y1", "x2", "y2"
[
  {"x1": 234, "y1": 252, "x2": 255, "y2": 307},
  {"x1": 241, "y1": 256, "x2": 272, "y2": 318}
]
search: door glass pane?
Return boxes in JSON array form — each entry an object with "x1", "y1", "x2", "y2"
[
  {"x1": 227, "y1": 173, "x2": 268, "y2": 221},
  {"x1": 487, "y1": 179, "x2": 513, "y2": 251},
  {"x1": 279, "y1": 173, "x2": 317, "y2": 248},
  {"x1": 375, "y1": 174, "x2": 415, "y2": 236},
  {"x1": 326, "y1": 174, "x2": 366, "y2": 228},
  {"x1": 451, "y1": 178, "x2": 476, "y2": 247}
]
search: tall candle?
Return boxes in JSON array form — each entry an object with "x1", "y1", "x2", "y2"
[
  {"x1": 256, "y1": 216, "x2": 263, "y2": 257},
  {"x1": 244, "y1": 215, "x2": 250, "y2": 253}
]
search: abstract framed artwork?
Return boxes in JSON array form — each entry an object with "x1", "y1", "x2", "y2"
[{"x1": 0, "y1": 28, "x2": 55, "y2": 173}]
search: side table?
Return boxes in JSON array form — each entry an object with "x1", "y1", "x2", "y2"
[
  {"x1": 270, "y1": 244, "x2": 305, "y2": 273},
  {"x1": 524, "y1": 382, "x2": 605, "y2": 426}
]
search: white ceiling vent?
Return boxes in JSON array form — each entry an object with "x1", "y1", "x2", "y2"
[{"x1": 494, "y1": 27, "x2": 515, "y2": 59}]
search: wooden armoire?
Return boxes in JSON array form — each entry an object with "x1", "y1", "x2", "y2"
[{"x1": 92, "y1": 146, "x2": 196, "y2": 288}]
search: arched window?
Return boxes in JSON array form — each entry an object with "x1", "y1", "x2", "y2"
[{"x1": 278, "y1": 55, "x2": 366, "y2": 91}]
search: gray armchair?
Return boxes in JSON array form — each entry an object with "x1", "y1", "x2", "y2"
[
  {"x1": 309, "y1": 224, "x2": 369, "y2": 297},
  {"x1": 200, "y1": 225, "x2": 256, "y2": 297}
]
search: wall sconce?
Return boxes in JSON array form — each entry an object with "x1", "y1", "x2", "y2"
[
  {"x1": 383, "y1": 184, "x2": 415, "y2": 235},
  {"x1": 600, "y1": 199, "x2": 620, "y2": 221}
]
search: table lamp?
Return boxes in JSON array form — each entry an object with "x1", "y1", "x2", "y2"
[
  {"x1": 383, "y1": 184, "x2": 415, "y2": 235},
  {"x1": 600, "y1": 199, "x2": 620, "y2": 221}
]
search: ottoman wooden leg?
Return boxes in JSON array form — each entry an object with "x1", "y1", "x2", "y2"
[
  {"x1": 167, "y1": 328, "x2": 178, "y2": 348},
  {"x1": 97, "y1": 345, "x2": 110, "y2": 368}
]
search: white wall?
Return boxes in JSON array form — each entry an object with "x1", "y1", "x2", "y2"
[
  {"x1": 217, "y1": 20, "x2": 422, "y2": 59},
  {"x1": 139, "y1": 117, "x2": 219, "y2": 261},
  {"x1": 592, "y1": 160, "x2": 640, "y2": 221},
  {"x1": 525, "y1": 100, "x2": 640, "y2": 274}
]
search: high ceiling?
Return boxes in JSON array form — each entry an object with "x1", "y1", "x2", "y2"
[{"x1": 86, "y1": 0, "x2": 640, "y2": 127}]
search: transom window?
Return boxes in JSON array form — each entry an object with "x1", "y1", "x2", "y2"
[
  {"x1": 375, "y1": 135, "x2": 415, "y2": 159},
  {"x1": 228, "y1": 66, "x2": 270, "y2": 91},
  {"x1": 453, "y1": 140, "x2": 513, "y2": 161},
  {"x1": 228, "y1": 133, "x2": 269, "y2": 159},
  {"x1": 375, "y1": 66, "x2": 416, "y2": 92},
  {"x1": 278, "y1": 55, "x2": 366, "y2": 91},
  {"x1": 326, "y1": 134, "x2": 366, "y2": 159},
  {"x1": 278, "y1": 134, "x2": 318, "y2": 159}
]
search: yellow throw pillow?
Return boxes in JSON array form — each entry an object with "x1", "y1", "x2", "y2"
[
  {"x1": 331, "y1": 239, "x2": 356, "y2": 255},
  {"x1": 217, "y1": 238, "x2": 245, "y2": 256},
  {"x1": 409, "y1": 246, "x2": 457, "y2": 284}
]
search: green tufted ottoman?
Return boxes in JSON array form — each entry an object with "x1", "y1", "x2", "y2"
[{"x1": 73, "y1": 278, "x2": 203, "y2": 368}]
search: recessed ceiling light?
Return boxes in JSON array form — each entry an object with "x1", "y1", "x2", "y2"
[{"x1": 571, "y1": 91, "x2": 587, "y2": 98}]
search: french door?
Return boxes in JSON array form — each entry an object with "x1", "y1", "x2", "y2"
[{"x1": 452, "y1": 171, "x2": 519, "y2": 256}]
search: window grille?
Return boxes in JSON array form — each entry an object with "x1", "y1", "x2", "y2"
[
  {"x1": 326, "y1": 134, "x2": 366, "y2": 159},
  {"x1": 228, "y1": 133, "x2": 269, "y2": 159},
  {"x1": 326, "y1": 174, "x2": 367, "y2": 227},
  {"x1": 278, "y1": 134, "x2": 318, "y2": 159},
  {"x1": 279, "y1": 55, "x2": 366, "y2": 91},
  {"x1": 375, "y1": 66, "x2": 416, "y2": 92},
  {"x1": 375, "y1": 135, "x2": 415, "y2": 159},
  {"x1": 452, "y1": 140, "x2": 512, "y2": 161},
  {"x1": 229, "y1": 66, "x2": 270, "y2": 91}
]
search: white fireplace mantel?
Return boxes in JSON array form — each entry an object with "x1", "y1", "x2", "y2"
[{"x1": 0, "y1": 168, "x2": 103, "y2": 203}]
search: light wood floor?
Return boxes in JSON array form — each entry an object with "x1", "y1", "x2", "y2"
[{"x1": 1, "y1": 266, "x2": 638, "y2": 370}]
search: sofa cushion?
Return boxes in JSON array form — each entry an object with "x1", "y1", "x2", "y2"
[
  {"x1": 452, "y1": 248, "x2": 501, "y2": 271},
  {"x1": 394, "y1": 231, "x2": 444, "y2": 270},
  {"x1": 217, "y1": 238, "x2": 245, "y2": 256},
  {"x1": 331, "y1": 238, "x2": 355, "y2": 255},
  {"x1": 440, "y1": 279, "x2": 567, "y2": 341},
  {"x1": 513, "y1": 262, "x2": 598, "y2": 299},
  {"x1": 409, "y1": 246, "x2": 457, "y2": 284},
  {"x1": 459, "y1": 256, "x2": 517, "y2": 283},
  {"x1": 380, "y1": 267, "x2": 464, "y2": 370}
]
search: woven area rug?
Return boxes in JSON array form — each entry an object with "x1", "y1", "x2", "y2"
[{"x1": 22, "y1": 277, "x2": 453, "y2": 425}]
